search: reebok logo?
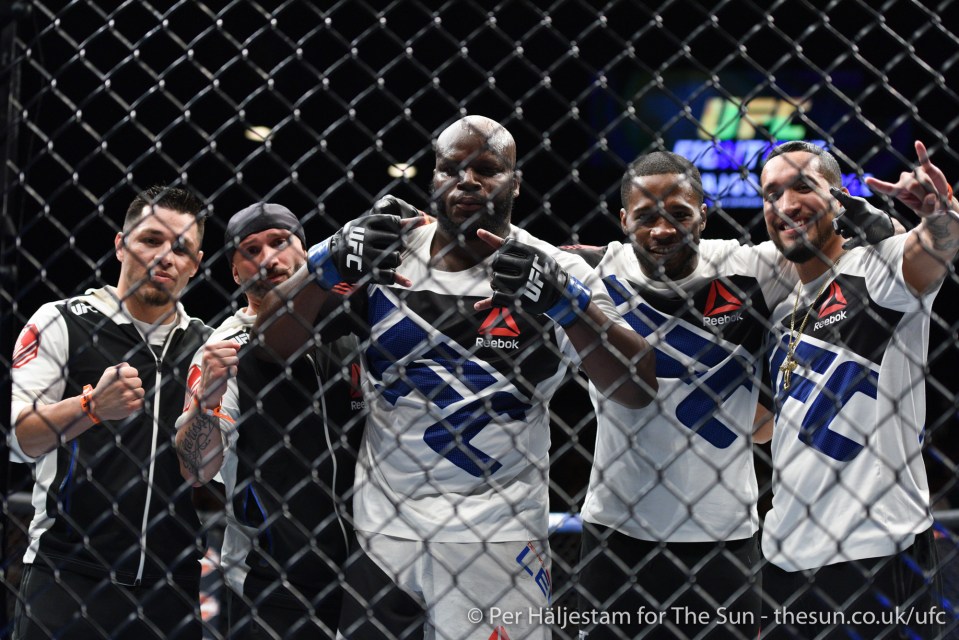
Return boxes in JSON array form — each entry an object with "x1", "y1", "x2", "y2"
[
  {"x1": 478, "y1": 308, "x2": 520, "y2": 337},
  {"x1": 346, "y1": 226, "x2": 365, "y2": 271},
  {"x1": 702, "y1": 280, "x2": 744, "y2": 326},
  {"x1": 187, "y1": 364, "x2": 202, "y2": 395},
  {"x1": 185, "y1": 364, "x2": 202, "y2": 411},
  {"x1": 349, "y1": 363, "x2": 367, "y2": 410},
  {"x1": 818, "y1": 282, "x2": 847, "y2": 317},
  {"x1": 703, "y1": 311, "x2": 742, "y2": 326},
  {"x1": 813, "y1": 310, "x2": 847, "y2": 331},
  {"x1": 331, "y1": 282, "x2": 356, "y2": 296},
  {"x1": 488, "y1": 626, "x2": 511, "y2": 640},
  {"x1": 475, "y1": 336, "x2": 520, "y2": 349},
  {"x1": 704, "y1": 281, "x2": 743, "y2": 316},
  {"x1": 349, "y1": 363, "x2": 363, "y2": 399},
  {"x1": 812, "y1": 283, "x2": 848, "y2": 331},
  {"x1": 477, "y1": 308, "x2": 521, "y2": 348}
]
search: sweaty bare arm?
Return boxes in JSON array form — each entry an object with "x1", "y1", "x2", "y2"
[
  {"x1": 555, "y1": 303, "x2": 658, "y2": 409},
  {"x1": 254, "y1": 213, "x2": 419, "y2": 359},
  {"x1": 16, "y1": 363, "x2": 144, "y2": 458},
  {"x1": 253, "y1": 267, "x2": 333, "y2": 360}
]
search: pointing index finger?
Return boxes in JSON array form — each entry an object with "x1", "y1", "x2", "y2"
[
  {"x1": 473, "y1": 298, "x2": 493, "y2": 311},
  {"x1": 829, "y1": 187, "x2": 853, "y2": 207},
  {"x1": 476, "y1": 228, "x2": 506, "y2": 249},
  {"x1": 915, "y1": 140, "x2": 930, "y2": 167},
  {"x1": 400, "y1": 215, "x2": 429, "y2": 232}
]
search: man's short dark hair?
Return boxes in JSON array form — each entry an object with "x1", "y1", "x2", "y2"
[
  {"x1": 124, "y1": 185, "x2": 206, "y2": 244},
  {"x1": 621, "y1": 151, "x2": 705, "y2": 208},
  {"x1": 763, "y1": 141, "x2": 843, "y2": 188}
]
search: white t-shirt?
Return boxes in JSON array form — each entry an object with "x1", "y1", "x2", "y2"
[
  {"x1": 348, "y1": 223, "x2": 628, "y2": 543},
  {"x1": 581, "y1": 239, "x2": 793, "y2": 542},
  {"x1": 762, "y1": 233, "x2": 937, "y2": 571}
]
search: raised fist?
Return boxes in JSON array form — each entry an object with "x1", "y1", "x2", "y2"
[
  {"x1": 197, "y1": 341, "x2": 241, "y2": 410},
  {"x1": 90, "y1": 362, "x2": 145, "y2": 421}
]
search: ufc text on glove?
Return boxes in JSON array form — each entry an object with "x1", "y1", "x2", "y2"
[
  {"x1": 307, "y1": 214, "x2": 404, "y2": 289},
  {"x1": 489, "y1": 238, "x2": 592, "y2": 327}
]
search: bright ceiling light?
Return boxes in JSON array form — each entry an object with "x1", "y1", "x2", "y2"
[
  {"x1": 244, "y1": 126, "x2": 272, "y2": 142},
  {"x1": 387, "y1": 163, "x2": 417, "y2": 178}
]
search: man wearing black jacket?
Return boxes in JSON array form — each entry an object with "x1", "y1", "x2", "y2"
[
  {"x1": 10, "y1": 186, "x2": 209, "y2": 639},
  {"x1": 175, "y1": 203, "x2": 364, "y2": 639}
]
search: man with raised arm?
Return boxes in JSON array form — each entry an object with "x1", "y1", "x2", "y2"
[
  {"x1": 254, "y1": 115, "x2": 657, "y2": 640},
  {"x1": 760, "y1": 140, "x2": 957, "y2": 639}
]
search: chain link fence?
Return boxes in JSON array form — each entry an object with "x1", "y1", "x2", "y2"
[{"x1": 2, "y1": 0, "x2": 959, "y2": 638}]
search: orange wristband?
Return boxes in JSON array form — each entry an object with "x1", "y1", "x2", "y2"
[
  {"x1": 80, "y1": 384, "x2": 100, "y2": 424},
  {"x1": 192, "y1": 396, "x2": 234, "y2": 424}
]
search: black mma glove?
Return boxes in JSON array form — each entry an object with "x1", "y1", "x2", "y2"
[
  {"x1": 307, "y1": 214, "x2": 404, "y2": 289},
  {"x1": 368, "y1": 194, "x2": 423, "y2": 220},
  {"x1": 830, "y1": 187, "x2": 895, "y2": 250},
  {"x1": 489, "y1": 238, "x2": 592, "y2": 327}
]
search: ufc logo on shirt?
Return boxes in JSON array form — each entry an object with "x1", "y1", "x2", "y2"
[
  {"x1": 346, "y1": 227, "x2": 365, "y2": 270},
  {"x1": 524, "y1": 257, "x2": 545, "y2": 302}
]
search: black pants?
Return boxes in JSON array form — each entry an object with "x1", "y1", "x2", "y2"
[
  {"x1": 579, "y1": 525, "x2": 762, "y2": 639},
  {"x1": 13, "y1": 563, "x2": 201, "y2": 640},
  {"x1": 761, "y1": 527, "x2": 946, "y2": 639},
  {"x1": 226, "y1": 584, "x2": 341, "y2": 640}
]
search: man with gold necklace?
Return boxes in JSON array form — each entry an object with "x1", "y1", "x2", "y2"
[{"x1": 760, "y1": 140, "x2": 958, "y2": 639}]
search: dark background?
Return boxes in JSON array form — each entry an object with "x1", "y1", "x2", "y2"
[{"x1": 2, "y1": 0, "x2": 958, "y2": 598}]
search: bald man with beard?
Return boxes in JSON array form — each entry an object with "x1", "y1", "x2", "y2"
[{"x1": 254, "y1": 115, "x2": 657, "y2": 640}]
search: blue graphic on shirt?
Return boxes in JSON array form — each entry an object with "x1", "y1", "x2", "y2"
[
  {"x1": 423, "y1": 392, "x2": 527, "y2": 477},
  {"x1": 604, "y1": 275, "x2": 749, "y2": 449},
  {"x1": 770, "y1": 336, "x2": 876, "y2": 462},
  {"x1": 367, "y1": 289, "x2": 529, "y2": 477}
]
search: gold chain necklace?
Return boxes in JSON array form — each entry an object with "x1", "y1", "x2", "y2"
[{"x1": 780, "y1": 256, "x2": 842, "y2": 391}]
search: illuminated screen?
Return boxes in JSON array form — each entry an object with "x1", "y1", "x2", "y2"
[{"x1": 589, "y1": 69, "x2": 909, "y2": 209}]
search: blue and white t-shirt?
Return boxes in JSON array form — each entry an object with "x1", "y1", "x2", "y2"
[
  {"x1": 763, "y1": 233, "x2": 937, "y2": 571},
  {"x1": 326, "y1": 223, "x2": 628, "y2": 544},
  {"x1": 580, "y1": 239, "x2": 792, "y2": 542}
]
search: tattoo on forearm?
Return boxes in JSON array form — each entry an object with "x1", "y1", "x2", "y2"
[
  {"x1": 924, "y1": 215, "x2": 959, "y2": 253},
  {"x1": 178, "y1": 413, "x2": 218, "y2": 478}
]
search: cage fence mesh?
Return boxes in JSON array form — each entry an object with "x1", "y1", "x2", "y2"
[{"x1": 1, "y1": 0, "x2": 959, "y2": 639}]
